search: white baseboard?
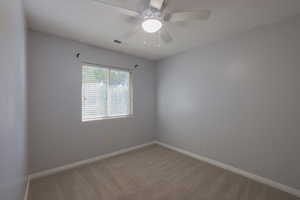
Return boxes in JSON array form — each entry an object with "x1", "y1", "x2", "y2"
[
  {"x1": 24, "y1": 176, "x2": 30, "y2": 200},
  {"x1": 28, "y1": 141, "x2": 155, "y2": 180},
  {"x1": 155, "y1": 141, "x2": 300, "y2": 198}
]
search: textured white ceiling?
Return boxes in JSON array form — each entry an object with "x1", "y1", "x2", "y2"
[{"x1": 25, "y1": 0, "x2": 300, "y2": 60}]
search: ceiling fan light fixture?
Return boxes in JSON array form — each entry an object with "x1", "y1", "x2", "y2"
[{"x1": 142, "y1": 18, "x2": 162, "y2": 33}]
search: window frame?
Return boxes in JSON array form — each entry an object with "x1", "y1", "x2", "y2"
[{"x1": 81, "y1": 63, "x2": 133, "y2": 122}]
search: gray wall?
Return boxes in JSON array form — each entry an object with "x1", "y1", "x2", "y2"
[
  {"x1": 0, "y1": 0, "x2": 27, "y2": 200},
  {"x1": 27, "y1": 31, "x2": 157, "y2": 173},
  {"x1": 157, "y1": 16, "x2": 300, "y2": 189}
]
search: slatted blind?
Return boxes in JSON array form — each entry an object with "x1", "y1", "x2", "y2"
[{"x1": 82, "y1": 65, "x2": 132, "y2": 121}]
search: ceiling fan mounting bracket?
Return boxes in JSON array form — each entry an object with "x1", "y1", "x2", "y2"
[{"x1": 149, "y1": 0, "x2": 165, "y2": 10}]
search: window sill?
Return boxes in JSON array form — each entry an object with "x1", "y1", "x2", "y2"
[{"x1": 82, "y1": 115, "x2": 133, "y2": 122}]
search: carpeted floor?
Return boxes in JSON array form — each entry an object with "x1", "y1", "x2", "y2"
[{"x1": 28, "y1": 144, "x2": 298, "y2": 200}]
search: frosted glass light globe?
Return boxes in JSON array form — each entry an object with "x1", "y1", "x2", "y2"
[{"x1": 142, "y1": 19, "x2": 162, "y2": 33}]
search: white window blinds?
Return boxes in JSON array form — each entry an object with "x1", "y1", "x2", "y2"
[{"x1": 82, "y1": 64, "x2": 132, "y2": 121}]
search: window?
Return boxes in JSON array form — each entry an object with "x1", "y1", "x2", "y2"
[{"x1": 82, "y1": 64, "x2": 132, "y2": 121}]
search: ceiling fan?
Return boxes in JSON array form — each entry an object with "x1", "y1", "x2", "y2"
[{"x1": 93, "y1": 0, "x2": 211, "y2": 44}]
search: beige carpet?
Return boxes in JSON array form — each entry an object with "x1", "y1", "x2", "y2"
[{"x1": 29, "y1": 144, "x2": 298, "y2": 200}]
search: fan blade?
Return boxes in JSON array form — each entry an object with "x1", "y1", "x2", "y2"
[
  {"x1": 167, "y1": 10, "x2": 210, "y2": 23},
  {"x1": 120, "y1": 25, "x2": 140, "y2": 40},
  {"x1": 150, "y1": 0, "x2": 165, "y2": 10},
  {"x1": 93, "y1": 0, "x2": 140, "y2": 17},
  {"x1": 124, "y1": 16, "x2": 140, "y2": 25},
  {"x1": 160, "y1": 28, "x2": 173, "y2": 43}
]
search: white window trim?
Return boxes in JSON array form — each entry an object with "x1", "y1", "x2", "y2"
[
  {"x1": 82, "y1": 114, "x2": 134, "y2": 122},
  {"x1": 81, "y1": 63, "x2": 133, "y2": 122}
]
